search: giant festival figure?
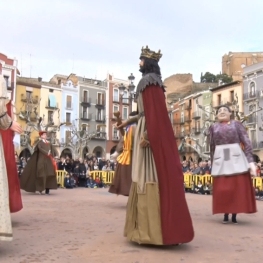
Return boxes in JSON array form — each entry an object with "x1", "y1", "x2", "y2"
[
  {"x1": 207, "y1": 105, "x2": 257, "y2": 223},
  {"x1": 0, "y1": 69, "x2": 23, "y2": 241},
  {"x1": 118, "y1": 46, "x2": 194, "y2": 245}
]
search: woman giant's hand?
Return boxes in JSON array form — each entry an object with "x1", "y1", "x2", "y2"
[{"x1": 249, "y1": 162, "x2": 257, "y2": 177}]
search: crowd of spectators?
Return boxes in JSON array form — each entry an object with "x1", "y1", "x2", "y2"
[
  {"x1": 181, "y1": 159, "x2": 263, "y2": 200},
  {"x1": 16, "y1": 152, "x2": 116, "y2": 189}
]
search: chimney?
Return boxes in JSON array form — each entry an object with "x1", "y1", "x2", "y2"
[{"x1": 38, "y1": 77, "x2": 42, "y2": 82}]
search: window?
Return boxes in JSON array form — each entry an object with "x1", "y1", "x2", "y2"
[
  {"x1": 4, "y1": 76, "x2": 9, "y2": 87},
  {"x1": 97, "y1": 109, "x2": 103, "y2": 120},
  {"x1": 181, "y1": 112, "x2": 184, "y2": 122},
  {"x1": 49, "y1": 89, "x2": 54, "y2": 93},
  {"x1": 230, "y1": 91, "x2": 234, "y2": 102},
  {"x1": 122, "y1": 107, "x2": 128, "y2": 120},
  {"x1": 82, "y1": 106, "x2": 87, "y2": 118},
  {"x1": 122, "y1": 90, "x2": 129, "y2": 104},
  {"x1": 217, "y1": 94, "x2": 222, "y2": 106},
  {"x1": 113, "y1": 89, "x2": 119, "y2": 102},
  {"x1": 113, "y1": 128, "x2": 118, "y2": 139},
  {"x1": 48, "y1": 111, "x2": 53, "y2": 122},
  {"x1": 113, "y1": 105, "x2": 119, "y2": 117},
  {"x1": 65, "y1": 130, "x2": 71, "y2": 144},
  {"x1": 249, "y1": 82, "x2": 256, "y2": 97},
  {"x1": 82, "y1": 124, "x2": 88, "y2": 132},
  {"x1": 83, "y1": 90, "x2": 89, "y2": 102},
  {"x1": 97, "y1": 92, "x2": 105, "y2": 105},
  {"x1": 66, "y1": 112, "x2": 71, "y2": 123},
  {"x1": 66, "y1": 95, "x2": 72, "y2": 109},
  {"x1": 26, "y1": 91, "x2": 32, "y2": 100}
]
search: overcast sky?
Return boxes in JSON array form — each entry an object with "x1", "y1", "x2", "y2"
[{"x1": 1, "y1": 0, "x2": 263, "y2": 84}]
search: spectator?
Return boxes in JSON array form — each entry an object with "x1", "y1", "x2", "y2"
[
  {"x1": 86, "y1": 175, "x2": 97, "y2": 188},
  {"x1": 64, "y1": 173, "x2": 74, "y2": 189}
]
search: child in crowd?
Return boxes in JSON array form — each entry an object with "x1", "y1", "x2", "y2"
[
  {"x1": 64, "y1": 173, "x2": 74, "y2": 189},
  {"x1": 86, "y1": 175, "x2": 97, "y2": 188}
]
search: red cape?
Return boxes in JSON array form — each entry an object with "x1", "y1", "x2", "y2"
[
  {"x1": 0, "y1": 102, "x2": 23, "y2": 213},
  {"x1": 143, "y1": 85, "x2": 194, "y2": 244}
]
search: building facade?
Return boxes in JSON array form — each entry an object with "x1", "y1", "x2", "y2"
[
  {"x1": 0, "y1": 52, "x2": 18, "y2": 101},
  {"x1": 39, "y1": 80, "x2": 62, "y2": 157},
  {"x1": 222, "y1": 52, "x2": 263, "y2": 81},
  {"x1": 78, "y1": 77, "x2": 107, "y2": 158},
  {"x1": 15, "y1": 77, "x2": 41, "y2": 158},
  {"x1": 106, "y1": 74, "x2": 133, "y2": 159},
  {"x1": 243, "y1": 62, "x2": 263, "y2": 160}
]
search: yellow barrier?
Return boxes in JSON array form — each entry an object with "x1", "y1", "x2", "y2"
[
  {"x1": 57, "y1": 170, "x2": 263, "y2": 190},
  {"x1": 56, "y1": 170, "x2": 66, "y2": 188},
  {"x1": 90, "y1": 170, "x2": 115, "y2": 184},
  {"x1": 251, "y1": 177, "x2": 263, "y2": 190}
]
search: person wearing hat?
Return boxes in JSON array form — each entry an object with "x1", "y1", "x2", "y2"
[
  {"x1": 117, "y1": 46, "x2": 194, "y2": 245},
  {"x1": 20, "y1": 130, "x2": 57, "y2": 195}
]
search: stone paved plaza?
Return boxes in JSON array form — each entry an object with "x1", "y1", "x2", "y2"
[{"x1": 1, "y1": 188, "x2": 262, "y2": 263}]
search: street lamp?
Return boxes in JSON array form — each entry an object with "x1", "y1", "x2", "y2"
[{"x1": 117, "y1": 73, "x2": 136, "y2": 102}]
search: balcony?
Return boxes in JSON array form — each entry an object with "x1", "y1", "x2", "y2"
[
  {"x1": 192, "y1": 111, "x2": 201, "y2": 119},
  {"x1": 185, "y1": 104, "x2": 192, "y2": 110},
  {"x1": 174, "y1": 119, "x2": 181, "y2": 125},
  {"x1": 113, "y1": 97, "x2": 119, "y2": 103},
  {"x1": 63, "y1": 120, "x2": 72, "y2": 126},
  {"x1": 95, "y1": 99, "x2": 105, "y2": 109},
  {"x1": 21, "y1": 94, "x2": 39, "y2": 104},
  {"x1": 81, "y1": 113, "x2": 92, "y2": 121},
  {"x1": 45, "y1": 102, "x2": 59, "y2": 109},
  {"x1": 81, "y1": 97, "x2": 91, "y2": 107},
  {"x1": 184, "y1": 116, "x2": 192, "y2": 122},
  {"x1": 243, "y1": 91, "x2": 260, "y2": 101},
  {"x1": 252, "y1": 141, "x2": 260, "y2": 151},
  {"x1": 194, "y1": 128, "x2": 201, "y2": 134},
  {"x1": 92, "y1": 132, "x2": 107, "y2": 141},
  {"x1": 122, "y1": 98, "x2": 130, "y2": 105},
  {"x1": 95, "y1": 115, "x2": 106, "y2": 123},
  {"x1": 180, "y1": 119, "x2": 185, "y2": 125},
  {"x1": 65, "y1": 103, "x2": 73, "y2": 110},
  {"x1": 112, "y1": 136, "x2": 119, "y2": 142},
  {"x1": 246, "y1": 115, "x2": 257, "y2": 124}
]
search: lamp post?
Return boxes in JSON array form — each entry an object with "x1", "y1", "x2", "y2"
[{"x1": 117, "y1": 73, "x2": 136, "y2": 103}]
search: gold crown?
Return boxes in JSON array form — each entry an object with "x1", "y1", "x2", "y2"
[{"x1": 140, "y1": 45, "x2": 162, "y2": 62}]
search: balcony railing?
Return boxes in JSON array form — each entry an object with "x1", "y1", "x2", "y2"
[
  {"x1": 180, "y1": 119, "x2": 185, "y2": 124},
  {"x1": 184, "y1": 116, "x2": 191, "y2": 122},
  {"x1": 122, "y1": 98, "x2": 130, "y2": 104},
  {"x1": 252, "y1": 141, "x2": 260, "y2": 150},
  {"x1": 243, "y1": 91, "x2": 260, "y2": 101},
  {"x1": 21, "y1": 94, "x2": 39, "y2": 104},
  {"x1": 81, "y1": 113, "x2": 92, "y2": 120},
  {"x1": 246, "y1": 115, "x2": 257, "y2": 124},
  {"x1": 95, "y1": 115, "x2": 106, "y2": 122},
  {"x1": 92, "y1": 132, "x2": 107, "y2": 140},
  {"x1": 192, "y1": 111, "x2": 201, "y2": 119},
  {"x1": 113, "y1": 97, "x2": 119, "y2": 103},
  {"x1": 112, "y1": 136, "x2": 119, "y2": 141},
  {"x1": 46, "y1": 102, "x2": 59, "y2": 109},
  {"x1": 66, "y1": 103, "x2": 73, "y2": 110},
  {"x1": 185, "y1": 104, "x2": 192, "y2": 110},
  {"x1": 194, "y1": 128, "x2": 201, "y2": 134},
  {"x1": 81, "y1": 97, "x2": 91, "y2": 106},
  {"x1": 95, "y1": 99, "x2": 105, "y2": 108}
]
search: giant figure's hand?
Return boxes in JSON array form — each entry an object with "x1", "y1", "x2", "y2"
[
  {"x1": 249, "y1": 162, "x2": 257, "y2": 177},
  {"x1": 116, "y1": 122, "x2": 128, "y2": 129},
  {"x1": 10, "y1": 121, "x2": 23, "y2": 134}
]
